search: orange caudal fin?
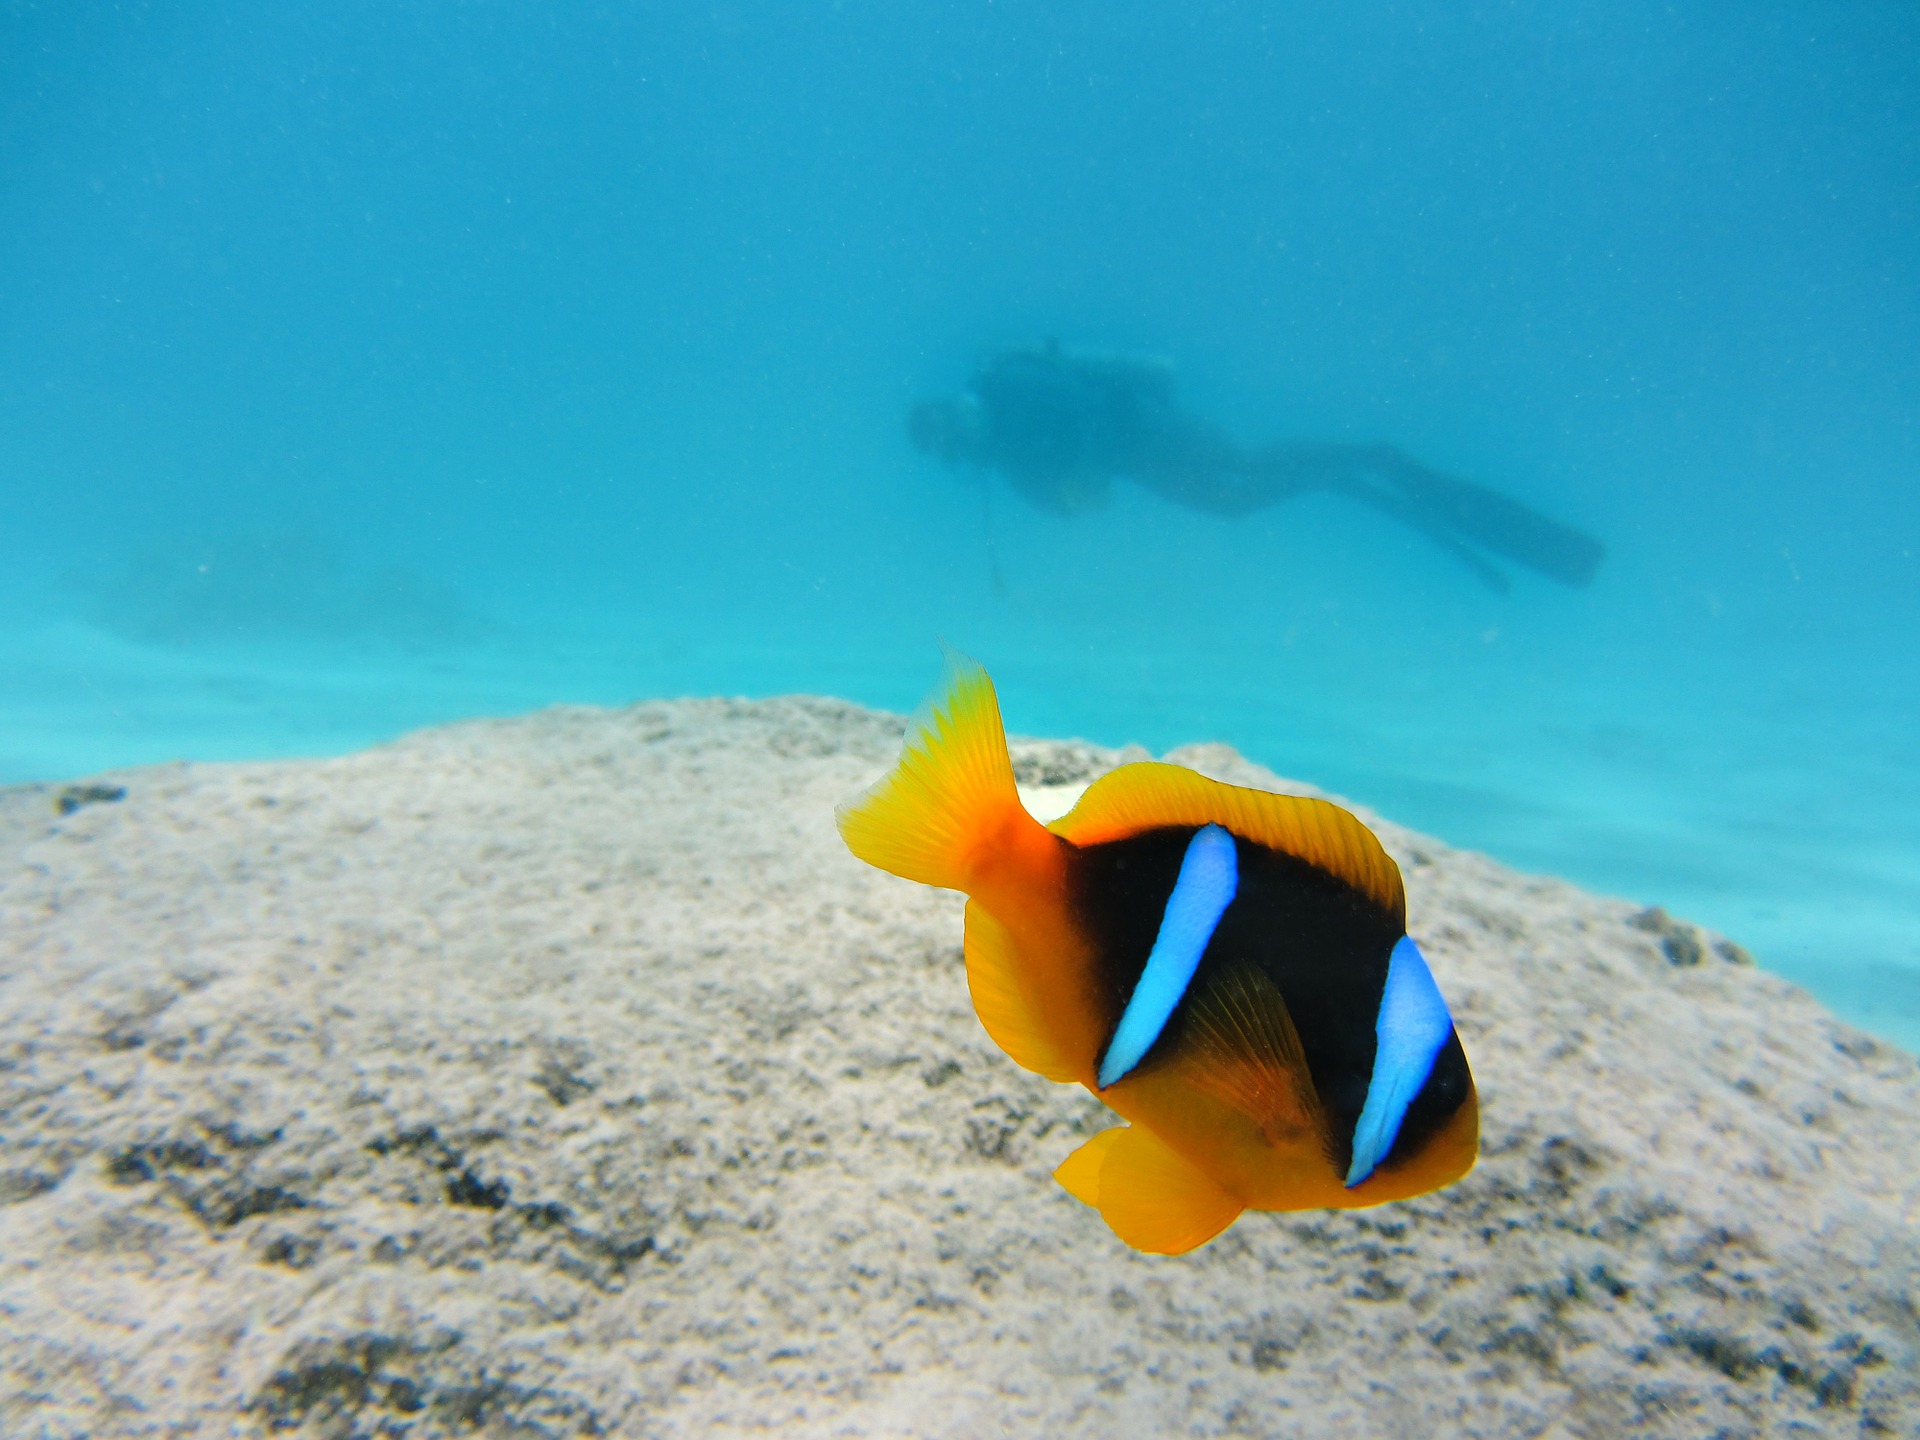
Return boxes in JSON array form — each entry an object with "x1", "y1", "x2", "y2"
[
  {"x1": 1055, "y1": 1126, "x2": 1245, "y2": 1255},
  {"x1": 836, "y1": 650, "x2": 1043, "y2": 895}
]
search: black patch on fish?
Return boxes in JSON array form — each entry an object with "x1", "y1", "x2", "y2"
[
  {"x1": 1376, "y1": 1028, "x2": 1473, "y2": 1176},
  {"x1": 1075, "y1": 821, "x2": 1474, "y2": 1182},
  {"x1": 1068, "y1": 824, "x2": 1461, "y2": 1176},
  {"x1": 1068, "y1": 825, "x2": 1201, "y2": 1037}
]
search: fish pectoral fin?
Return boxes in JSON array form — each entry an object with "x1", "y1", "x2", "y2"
[
  {"x1": 1055, "y1": 1125, "x2": 1243, "y2": 1255},
  {"x1": 1181, "y1": 964, "x2": 1328, "y2": 1151}
]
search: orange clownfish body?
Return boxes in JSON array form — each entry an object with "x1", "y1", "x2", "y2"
[{"x1": 837, "y1": 653, "x2": 1477, "y2": 1254}]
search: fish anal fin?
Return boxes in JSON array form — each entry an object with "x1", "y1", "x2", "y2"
[
  {"x1": 1050, "y1": 762, "x2": 1405, "y2": 927},
  {"x1": 1053, "y1": 1127, "x2": 1125, "y2": 1207},
  {"x1": 964, "y1": 902, "x2": 1080, "y2": 1083},
  {"x1": 1072, "y1": 1124, "x2": 1244, "y2": 1255},
  {"x1": 1181, "y1": 966, "x2": 1327, "y2": 1154}
]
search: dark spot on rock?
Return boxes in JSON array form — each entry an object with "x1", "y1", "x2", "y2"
[
  {"x1": 1628, "y1": 905, "x2": 1729, "y2": 967},
  {"x1": 251, "y1": 1330, "x2": 604, "y2": 1435},
  {"x1": 54, "y1": 783, "x2": 126, "y2": 816},
  {"x1": 1815, "y1": 1368, "x2": 1855, "y2": 1406},
  {"x1": 962, "y1": 1099, "x2": 1031, "y2": 1162},
  {"x1": 206, "y1": 1121, "x2": 282, "y2": 1151},
  {"x1": 435, "y1": 1378, "x2": 517, "y2": 1428},
  {"x1": 262, "y1": 1233, "x2": 321, "y2": 1269},
  {"x1": 107, "y1": 1140, "x2": 216, "y2": 1185},
  {"x1": 1352, "y1": 1269, "x2": 1403, "y2": 1301},
  {"x1": 521, "y1": 1201, "x2": 569, "y2": 1229},
  {"x1": 106, "y1": 1151, "x2": 156, "y2": 1185},
  {"x1": 1588, "y1": 1264, "x2": 1631, "y2": 1299},
  {"x1": 367, "y1": 1125, "x2": 452, "y2": 1164},
  {"x1": 1534, "y1": 1136, "x2": 1603, "y2": 1199},
  {"x1": 1250, "y1": 1338, "x2": 1290, "y2": 1371},
  {"x1": 921, "y1": 1058, "x2": 962, "y2": 1088},
  {"x1": 1831, "y1": 1030, "x2": 1881, "y2": 1062},
  {"x1": 0, "y1": 1168, "x2": 63, "y2": 1204},
  {"x1": 1010, "y1": 746, "x2": 1104, "y2": 786},
  {"x1": 1781, "y1": 1297, "x2": 1820, "y2": 1331},
  {"x1": 1484, "y1": 1324, "x2": 1556, "y2": 1366},
  {"x1": 103, "y1": 1129, "x2": 313, "y2": 1232},
  {"x1": 1666, "y1": 1328, "x2": 1777, "y2": 1383},
  {"x1": 252, "y1": 1334, "x2": 409, "y2": 1428},
  {"x1": 575, "y1": 1229, "x2": 656, "y2": 1274},
  {"x1": 446, "y1": 1168, "x2": 510, "y2": 1210},
  {"x1": 1629, "y1": 906, "x2": 1705, "y2": 966},
  {"x1": 210, "y1": 1185, "x2": 308, "y2": 1227},
  {"x1": 533, "y1": 1055, "x2": 595, "y2": 1107}
]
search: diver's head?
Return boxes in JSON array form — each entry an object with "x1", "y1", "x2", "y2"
[{"x1": 908, "y1": 395, "x2": 987, "y2": 465}]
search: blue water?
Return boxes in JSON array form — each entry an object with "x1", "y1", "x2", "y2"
[{"x1": 4, "y1": 3, "x2": 1917, "y2": 1048}]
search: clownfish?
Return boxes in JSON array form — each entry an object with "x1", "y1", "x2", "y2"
[{"x1": 837, "y1": 654, "x2": 1477, "y2": 1254}]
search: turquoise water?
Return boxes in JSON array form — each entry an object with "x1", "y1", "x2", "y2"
[{"x1": 4, "y1": 3, "x2": 1916, "y2": 1049}]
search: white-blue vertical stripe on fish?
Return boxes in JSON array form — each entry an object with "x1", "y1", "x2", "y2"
[
  {"x1": 1343, "y1": 935, "x2": 1454, "y2": 1187},
  {"x1": 1096, "y1": 823, "x2": 1239, "y2": 1089}
]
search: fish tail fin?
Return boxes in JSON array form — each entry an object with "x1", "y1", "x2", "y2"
[
  {"x1": 1055, "y1": 1126, "x2": 1244, "y2": 1255},
  {"x1": 836, "y1": 648, "x2": 1034, "y2": 894}
]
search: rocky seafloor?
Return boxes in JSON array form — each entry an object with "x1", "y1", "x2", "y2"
[{"x1": 1, "y1": 696, "x2": 1915, "y2": 1438}]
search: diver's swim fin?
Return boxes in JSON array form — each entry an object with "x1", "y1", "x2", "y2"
[{"x1": 1373, "y1": 453, "x2": 1604, "y2": 587}]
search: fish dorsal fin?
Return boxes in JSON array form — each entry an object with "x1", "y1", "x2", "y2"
[
  {"x1": 1050, "y1": 762, "x2": 1405, "y2": 927},
  {"x1": 963, "y1": 902, "x2": 1080, "y2": 1083},
  {"x1": 1180, "y1": 966, "x2": 1327, "y2": 1153}
]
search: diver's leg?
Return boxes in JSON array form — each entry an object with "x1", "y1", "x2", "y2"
[
  {"x1": 1129, "y1": 426, "x2": 1296, "y2": 517},
  {"x1": 1322, "y1": 475, "x2": 1513, "y2": 593},
  {"x1": 1225, "y1": 443, "x2": 1513, "y2": 590},
  {"x1": 1362, "y1": 447, "x2": 1605, "y2": 587}
]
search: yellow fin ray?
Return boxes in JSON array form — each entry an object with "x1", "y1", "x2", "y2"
[{"x1": 1050, "y1": 762, "x2": 1405, "y2": 925}]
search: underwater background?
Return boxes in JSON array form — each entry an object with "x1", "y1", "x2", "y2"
[{"x1": 3, "y1": 2, "x2": 1916, "y2": 1049}]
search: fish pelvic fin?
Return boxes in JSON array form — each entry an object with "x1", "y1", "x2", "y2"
[
  {"x1": 836, "y1": 649, "x2": 1048, "y2": 895},
  {"x1": 1054, "y1": 1125, "x2": 1244, "y2": 1255}
]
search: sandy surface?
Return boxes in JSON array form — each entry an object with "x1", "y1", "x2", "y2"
[{"x1": 0, "y1": 695, "x2": 1915, "y2": 1438}]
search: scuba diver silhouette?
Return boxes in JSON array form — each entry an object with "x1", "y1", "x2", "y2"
[{"x1": 908, "y1": 342, "x2": 1603, "y2": 592}]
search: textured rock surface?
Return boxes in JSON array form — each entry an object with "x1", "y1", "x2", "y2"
[{"x1": 0, "y1": 696, "x2": 1915, "y2": 1438}]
